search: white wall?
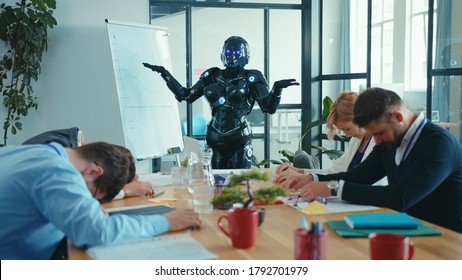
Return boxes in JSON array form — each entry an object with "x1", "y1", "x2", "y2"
[{"x1": 0, "y1": 0, "x2": 149, "y2": 145}]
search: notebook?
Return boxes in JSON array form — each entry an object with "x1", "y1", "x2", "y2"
[
  {"x1": 183, "y1": 135, "x2": 202, "y2": 157},
  {"x1": 326, "y1": 219, "x2": 442, "y2": 238},
  {"x1": 107, "y1": 204, "x2": 173, "y2": 216},
  {"x1": 87, "y1": 234, "x2": 217, "y2": 260},
  {"x1": 344, "y1": 212, "x2": 418, "y2": 229}
]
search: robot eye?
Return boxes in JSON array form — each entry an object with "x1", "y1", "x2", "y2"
[
  {"x1": 226, "y1": 49, "x2": 232, "y2": 54},
  {"x1": 236, "y1": 50, "x2": 241, "y2": 55}
]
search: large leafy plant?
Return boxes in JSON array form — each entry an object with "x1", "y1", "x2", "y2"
[
  {"x1": 252, "y1": 96, "x2": 344, "y2": 169},
  {"x1": 0, "y1": 0, "x2": 57, "y2": 144}
]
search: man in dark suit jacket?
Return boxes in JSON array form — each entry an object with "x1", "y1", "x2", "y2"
[{"x1": 279, "y1": 87, "x2": 462, "y2": 233}]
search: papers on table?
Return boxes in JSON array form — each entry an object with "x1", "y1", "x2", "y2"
[
  {"x1": 87, "y1": 234, "x2": 217, "y2": 260},
  {"x1": 138, "y1": 172, "x2": 172, "y2": 186},
  {"x1": 281, "y1": 194, "x2": 378, "y2": 215}
]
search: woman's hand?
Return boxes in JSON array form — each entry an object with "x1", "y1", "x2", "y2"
[
  {"x1": 273, "y1": 163, "x2": 305, "y2": 184},
  {"x1": 278, "y1": 174, "x2": 314, "y2": 191}
]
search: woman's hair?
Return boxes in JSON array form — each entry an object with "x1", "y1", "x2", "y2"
[
  {"x1": 77, "y1": 142, "x2": 135, "y2": 203},
  {"x1": 326, "y1": 91, "x2": 358, "y2": 140}
]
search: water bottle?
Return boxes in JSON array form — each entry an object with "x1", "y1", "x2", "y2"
[
  {"x1": 187, "y1": 152, "x2": 203, "y2": 194},
  {"x1": 202, "y1": 146, "x2": 215, "y2": 187},
  {"x1": 187, "y1": 152, "x2": 214, "y2": 214}
]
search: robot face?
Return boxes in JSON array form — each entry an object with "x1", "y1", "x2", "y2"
[{"x1": 221, "y1": 36, "x2": 250, "y2": 68}]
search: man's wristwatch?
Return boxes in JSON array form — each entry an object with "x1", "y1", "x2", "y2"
[{"x1": 327, "y1": 180, "x2": 340, "y2": 196}]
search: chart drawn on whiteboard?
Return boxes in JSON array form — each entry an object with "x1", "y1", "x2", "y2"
[{"x1": 106, "y1": 20, "x2": 183, "y2": 160}]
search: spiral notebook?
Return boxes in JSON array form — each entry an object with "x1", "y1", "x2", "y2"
[{"x1": 87, "y1": 234, "x2": 217, "y2": 260}]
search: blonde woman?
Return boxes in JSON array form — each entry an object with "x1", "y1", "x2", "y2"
[{"x1": 274, "y1": 91, "x2": 386, "y2": 187}]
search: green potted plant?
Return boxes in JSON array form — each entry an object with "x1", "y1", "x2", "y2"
[
  {"x1": 211, "y1": 169, "x2": 288, "y2": 209},
  {"x1": 252, "y1": 96, "x2": 344, "y2": 169},
  {"x1": 253, "y1": 185, "x2": 289, "y2": 205},
  {"x1": 0, "y1": 0, "x2": 57, "y2": 144}
]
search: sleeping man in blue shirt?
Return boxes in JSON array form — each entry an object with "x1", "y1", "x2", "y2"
[{"x1": 0, "y1": 141, "x2": 201, "y2": 259}]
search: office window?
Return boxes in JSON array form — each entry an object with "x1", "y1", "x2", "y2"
[
  {"x1": 251, "y1": 138, "x2": 265, "y2": 167},
  {"x1": 432, "y1": 76, "x2": 462, "y2": 140},
  {"x1": 191, "y1": 7, "x2": 264, "y2": 134},
  {"x1": 323, "y1": 0, "x2": 367, "y2": 75},
  {"x1": 349, "y1": 0, "x2": 368, "y2": 74},
  {"x1": 349, "y1": 0, "x2": 432, "y2": 113},
  {"x1": 433, "y1": 0, "x2": 461, "y2": 70},
  {"x1": 267, "y1": 108, "x2": 302, "y2": 164},
  {"x1": 269, "y1": 9, "x2": 301, "y2": 105},
  {"x1": 150, "y1": 7, "x2": 188, "y2": 128},
  {"x1": 267, "y1": 9, "x2": 302, "y2": 164},
  {"x1": 233, "y1": 0, "x2": 301, "y2": 3},
  {"x1": 148, "y1": 0, "x2": 461, "y2": 170},
  {"x1": 323, "y1": 80, "x2": 367, "y2": 101},
  {"x1": 432, "y1": 0, "x2": 462, "y2": 142},
  {"x1": 149, "y1": 1, "x2": 304, "y2": 166},
  {"x1": 407, "y1": 0, "x2": 433, "y2": 91}
]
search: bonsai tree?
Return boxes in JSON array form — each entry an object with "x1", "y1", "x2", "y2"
[
  {"x1": 0, "y1": 0, "x2": 57, "y2": 144},
  {"x1": 212, "y1": 169, "x2": 288, "y2": 209},
  {"x1": 252, "y1": 96, "x2": 344, "y2": 169}
]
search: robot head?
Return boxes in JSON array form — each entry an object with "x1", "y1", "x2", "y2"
[{"x1": 221, "y1": 36, "x2": 250, "y2": 68}]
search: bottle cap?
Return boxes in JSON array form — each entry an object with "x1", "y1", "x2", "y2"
[{"x1": 232, "y1": 203, "x2": 244, "y2": 209}]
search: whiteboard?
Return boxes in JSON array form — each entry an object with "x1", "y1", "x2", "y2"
[{"x1": 106, "y1": 20, "x2": 183, "y2": 160}]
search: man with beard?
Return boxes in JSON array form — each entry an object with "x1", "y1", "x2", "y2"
[{"x1": 279, "y1": 87, "x2": 462, "y2": 233}]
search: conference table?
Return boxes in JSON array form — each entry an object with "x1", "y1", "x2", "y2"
[{"x1": 70, "y1": 172, "x2": 462, "y2": 260}]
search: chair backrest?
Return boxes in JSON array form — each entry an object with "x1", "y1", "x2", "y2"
[
  {"x1": 23, "y1": 127, "x2": 82, "y2": 260},
  {"x1": 50, "y1": 236, "x2": 69, "y2": 260},
  {"x1": 23, "y1": 127, "x2": 81, "y2": 147}
]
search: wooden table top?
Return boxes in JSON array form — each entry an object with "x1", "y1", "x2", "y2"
[{"x1": 70, "y1": 184, "x2": 462, "y2": 260}]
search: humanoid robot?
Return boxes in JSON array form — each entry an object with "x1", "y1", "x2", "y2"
[{"x1": 143, "y1": 36, "x2": 298, "y2": 169}]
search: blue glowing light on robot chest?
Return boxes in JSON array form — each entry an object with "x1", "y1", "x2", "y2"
[{"x1": 218, "y1": 96, "x2": 226, "y2": 104}]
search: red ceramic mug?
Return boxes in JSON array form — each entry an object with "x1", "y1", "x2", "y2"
[
  {"x1": 218, "y1": 208, "x2": 258, "y2": 249},
  {"x1": 369, "y1": 233, "x2": 414, "y2": 260}
]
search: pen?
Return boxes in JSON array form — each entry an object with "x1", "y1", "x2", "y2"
[
  {"x1": 300, "y1": 216, "x2": 310, "y2": 231},
  {"x1": 310, "y1": 221, "x2": 322, "y2": 260},
  {"x1": 152, "y1": 190, "x2": 165, "y2": 198}
]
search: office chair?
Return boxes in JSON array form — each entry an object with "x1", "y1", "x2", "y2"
[{"x1": 23, "y1": 127, "x2": 82, "y2": 260}]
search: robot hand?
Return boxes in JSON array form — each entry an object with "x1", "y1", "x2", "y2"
[
  {"x1": 273, "y1": 79, "x2": 300, "y2": 90},
  {"x1": 142, "y1": 63, "x2": 166, "y2": 74}
]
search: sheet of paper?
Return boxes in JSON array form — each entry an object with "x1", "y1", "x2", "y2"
[
  {"x1": 282, "y1": 196, "x2": 378, "y2": 215},
  {"x1": 138, "y1": 172, "x2": 172, "y2": 186},
  {"x1": 302, "y1": 200, "x2": 327, "y2": 213},
  {"x1": 87, "y1": 234, "x2": 217, "y2": 260},
  {"x1": 183, "y1": 135, "x2": 202, "y2": 156},
  {"x1": 148, "y1": 197, "x2": 177, "y2": 203}
]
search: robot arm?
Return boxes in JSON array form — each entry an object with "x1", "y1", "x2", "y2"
[
  {"x1": 265, "y1": 79, "x2": 299, "y2": 112},
  {"x1": 143, "y1": 63, "x2": 190, "y2": 102},
  {"x1": 249, "y1": 70, "x2": 299, "y2": 114}
]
